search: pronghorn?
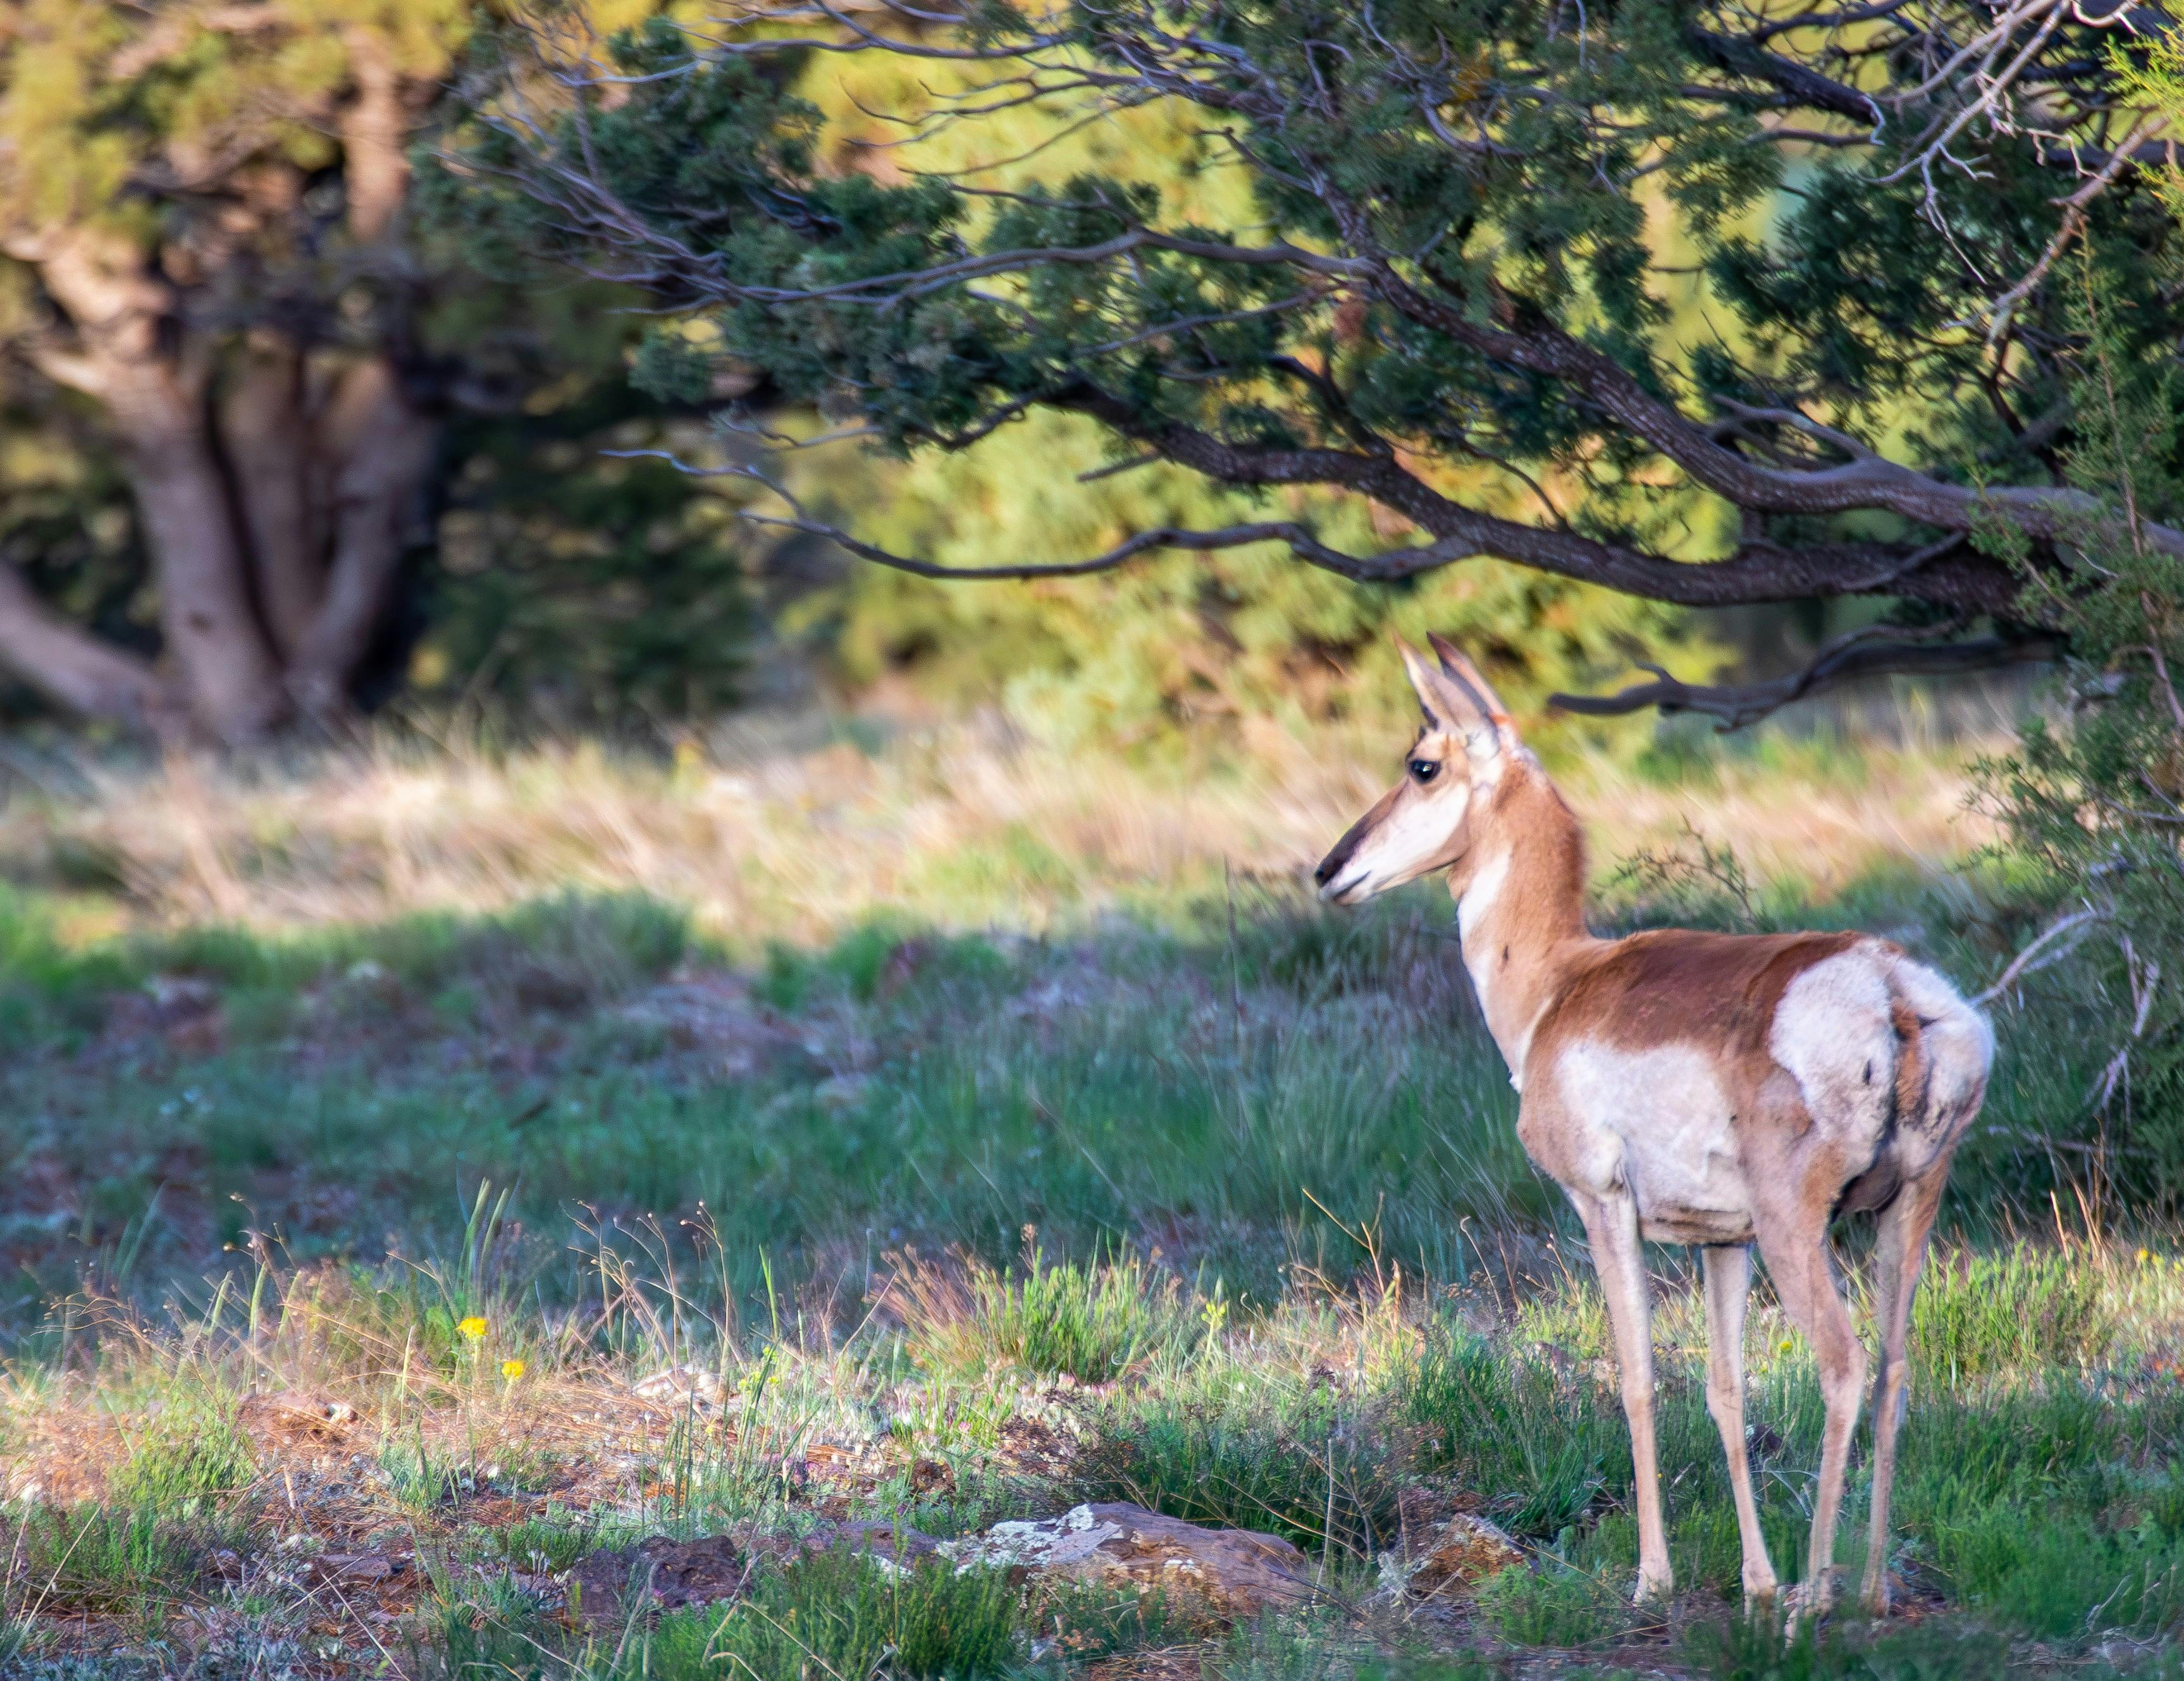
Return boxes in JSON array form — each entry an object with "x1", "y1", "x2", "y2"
[{"x1": 1314, "y1": 637, "x2": 1993, "y2": 1613}]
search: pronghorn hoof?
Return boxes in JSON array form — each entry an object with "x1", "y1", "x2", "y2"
[
  {"x1": 1633, "y1": 1572, "x2": 1674, "y2": 1606},
  {"x1": 1784, "y1": 1574, "x2": 1837, "y2": 1622}
]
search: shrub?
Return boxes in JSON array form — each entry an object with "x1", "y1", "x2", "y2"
[
  {"x1": 109, "y1": 1394, "x2": 256, "y2": 1515},
  {"x1": 9, "y1": 1504, "x2": 233, "y2": 1614},
  {"x1": 1027, "y1": 1579, "x2": 1206, "y2": 1657},
  {"x1": 1911, "y1": 1246, "x2": 2111, "y2": 1387},
  {"x1": 1679, "y1": 1611, "x2": 2014, "y2": 1681},
  {"x1": 1929, "y1": 1509, "x2": 2184, "y2": 1638},
  {"x1": 1402, "y1": 1330, "x2": 1620, "y2": 1539},
  {"x1": 635, "y1": 1548, "x2": 1021, "y2": 1680},
  {"x1": 1474, "y1": 1562, "x2": 1629, "y2": 1649},
  {"x1": 887, "y1": 1246, "x2": 1194, "y2": 1384},
  {"x1": 1071, "y1": 1391, "x2": 1405, "y2": 1556}
]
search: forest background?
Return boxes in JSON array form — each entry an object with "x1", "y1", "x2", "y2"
[{"x1": 0, "y1": 0, "x2": 1853, "y2": 753}]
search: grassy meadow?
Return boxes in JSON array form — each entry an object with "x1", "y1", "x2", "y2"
[{"x1": 2, "y1": 707, "x2": 2180, "y2": 1679}]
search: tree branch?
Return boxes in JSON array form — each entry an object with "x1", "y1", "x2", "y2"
[
  {"x1": 0, "y1": 561, "x2": 182, "y2": 733},
  {"x1": 1683, "y1": 27, "x2": 1884, "y2": 126},
  {"x1": 1547, "y1": 626, "x2": 2061, "y2": 729}
]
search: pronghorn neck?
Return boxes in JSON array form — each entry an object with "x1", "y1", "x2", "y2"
[{"x1": 1448, "y1": 757, "x2": 1590, "y2": 1086}]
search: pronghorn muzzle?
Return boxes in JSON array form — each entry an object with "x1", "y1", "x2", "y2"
[{"x1": 1313, "y1": 790, "x2": 1397, "y2": 903}]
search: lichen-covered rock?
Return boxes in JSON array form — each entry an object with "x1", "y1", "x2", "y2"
[
  {"x1": 1407, "y1": 1513, "x2": 1522, "y2": 1597},
  {"x1": 943, "y1": 1503, "x2": 1313, "y2": 1617}
]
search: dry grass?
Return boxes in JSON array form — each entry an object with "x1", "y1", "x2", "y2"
[{"x1": 0, "y1": 709, "x2": 2001, "y2": 950}]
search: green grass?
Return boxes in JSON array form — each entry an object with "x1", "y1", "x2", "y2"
[
  {"x1": 1911, "y1": 1244, "x2": 2113, "y2": 1387},
  {"x1": 1474, "y1": 1559, "x2": 1631, "y2": 1648},
  {"x1": 1404, "y1": 1329, "x2": 1623, "y2": 1540},
  {"x1": 3, "y1": 853, "x2": 2183, "y2": 1675},
  {"x1": 899, "y1": 1248, "x2": 1199, "y2": 1383},
  {"x1": 596, "y1": 1548, "x2": 1023, "y2": 1681},
  {"x1": 8, "y1": 1501, "x2": 244, "y2": 1616},
  {"x1": 1071, "y1": 1385, "x2": 1407, "y2": 1556},
  {"x1": 3, "y1": 1384, "x2": 257, "y2": 1618}
]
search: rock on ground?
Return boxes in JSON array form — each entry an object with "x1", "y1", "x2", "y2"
[
  {"x1": 1407, "y1": 1514, "x2": 1523, "y2": 1597},
  {"x1": 942, "y1": 1502, "x2": 1316, "y2": 1618},
  {"x1": 565, "y1": 1535, "x2": 751, "y2": 1628},
  {"x1": 564, "y1": 1502, "x2": 1320, "y2": 1628}
]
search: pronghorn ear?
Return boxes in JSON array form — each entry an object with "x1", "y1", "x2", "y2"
[
  {"x1": 1398, "y1": 640, "x2": 1460, "y2": 730},
  {"x1": 1428, "y1": 634, "x2": 1519, "y2": 757},
  {"x1": 1398, "y1": 638, "x2": 1495, "y2": 754}
]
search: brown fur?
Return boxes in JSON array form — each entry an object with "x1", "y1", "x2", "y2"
[{"x1": 1316, "y1": 640, "x2": 1993, "y2": 1616}]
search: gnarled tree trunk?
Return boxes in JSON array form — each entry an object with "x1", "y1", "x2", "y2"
[
  {"x1": 288, "y1": 356, "x2": 438, "y2": 721},
  {"x1": 0, "y1": 233, "x2": 440, "y2": 740},
  {"x1": 23, "y1": 232, "x2": 290, "y2": 742},
  {"x1": 219, "y1": 330, "x2": 326, "y2": 660}
]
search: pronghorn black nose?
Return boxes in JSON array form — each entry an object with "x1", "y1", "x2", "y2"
[{"x1": 1312, "y1": 841, "x2": 1349, "y2": 889}]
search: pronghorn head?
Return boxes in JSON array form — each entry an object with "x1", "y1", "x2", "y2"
[{"x1": 1314, "y1": 636, "x2": 1522, "y2": 905}]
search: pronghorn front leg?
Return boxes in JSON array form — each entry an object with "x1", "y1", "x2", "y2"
[
  {"x1": 1572, "y1": 1187, "x2": 1672, "y2": 1601},
  {"x1": 1701, "y1": 1243, "x2": 1778, "y2": 1604}
]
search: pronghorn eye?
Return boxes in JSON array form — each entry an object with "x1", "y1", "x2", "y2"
[{"x1": 1408, "y1": 758, "x2": 1439, "y2": 784}]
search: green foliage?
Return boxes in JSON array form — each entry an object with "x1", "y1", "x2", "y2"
[
  {"x1": 1474, "y1": 1561, "x2": 1629, "y2": 1649},
  {"x1": 1403, "y1": 1331, "x2": 1619, "y2": 1540},
  {"x1": 414, "y1": 415, "x2": 752, "y2": 725},
  {"x1": 1072, "y1": 1386, "x2": 1405, "y2": 1556},
  {"x1": 959, "y1": 1251, "x2": 1192, "y2": 1383},
  {"x1": 632, "y1": 1548, "x2": 1021, "y2": 1681},
  {"x1": 109, "y1": 1396, "x2": 255, "y2": 1516},
  {"x1": 1027, "y1": 1579, "x2": 1205, "y2": 1657},
  {"x1": 1927, "y1": 1508, "x2": 2184, "y2": 1638},
  {"x1": 1975, "y1": 249, "x2": 2184, "y2": 1211},
  {"x1": 1911, "y1": 1246, "x2": 2112, "y2": 1388},
  {"x1": 791, "y1": 411, "x2": 1695, "y2": 753},
  {"x1": 9, "y1": 1391, "x2": 254, "y2": 1615},
  {"x1": 466, "y1": 1507, "x2": 634, "y2": 1576},
  {"x1": 9, "y1": 1504, "x2": 230, "y2": 1615},
  {"x1": 1680, "y1": 1613, "x2": 2013, "y2": 1681},
  {"x1": 0, "y1": 1, "x2": 754, "y2": 734},
  {"x1": 453, "y1": 0, "x2": 2184, "y2": 749}
]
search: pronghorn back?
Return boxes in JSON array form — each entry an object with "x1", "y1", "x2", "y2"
[{"x1": 1521, "y1": 929, "x2": 1992, "y2": 1244}]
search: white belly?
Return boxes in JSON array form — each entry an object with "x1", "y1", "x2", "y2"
[{"x1": 1552, "y1": 1041, "x2": 1754, "y2": 1243}]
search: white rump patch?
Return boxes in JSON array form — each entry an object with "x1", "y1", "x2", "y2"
[
  {"x1": 1551, "y1": 1040, "x2": 1751, "y2": 1238},
  {"x1": 1768, "y1": 948, "x2": 1895, "y2": 1148},
  {"x1": 1887, "y1": 955, "x2": 1996, "y2": 1167}
]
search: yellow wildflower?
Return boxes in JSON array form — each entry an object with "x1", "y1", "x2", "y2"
[
  {"x1": 1778, "y1": 1338, "x2": 1795, "y2": 1355},
  {"x1": 502, "y1": 1358, "x2": 526, "y2": 1382},
  {"x1": 458, "y1": 1316, "x2": 488, "y2": 1340},
  {"x1": 2138, "y1": 1248, "x2": 2151, "y2": 1266}
]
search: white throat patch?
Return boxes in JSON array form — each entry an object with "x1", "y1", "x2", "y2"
[
  {"x1": 1457, "y1": 849, "x2": 1510, "y2": 944},
  {"x1": 1456, "y1": 849, "x2": 1522, "y2": 1087}
]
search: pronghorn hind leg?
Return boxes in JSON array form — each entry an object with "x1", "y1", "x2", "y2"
[
  {"x1": 1860, "y1": 1166, "x2": 1949, "y2": 1614},
  {"x1": 1750, "y1": 1188, "x2": 1867, "y2": 1620},
  {"x1": 1573, "y1": 1188, "x2": 1672, "y2": 1601},
  {"x1": 1701, "y1": 1243, "x2": 1778, "y2": 1604}
]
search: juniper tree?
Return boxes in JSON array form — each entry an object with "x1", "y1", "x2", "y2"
[
  {"x1": 0, "y1": 0, "x2": 749, "y2": 739},
  {"x1": 455, "y1": 0, "x2": 2184, "y2": 719}
]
